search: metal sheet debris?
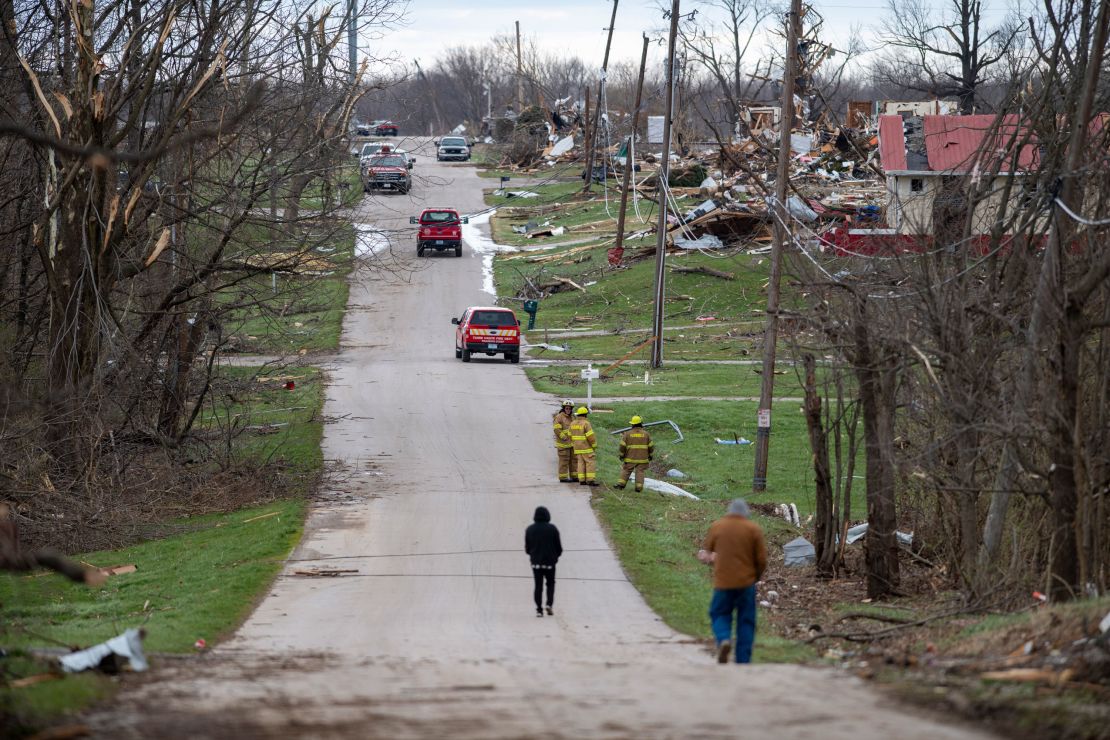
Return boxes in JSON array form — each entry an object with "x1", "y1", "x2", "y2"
[
  {"x1": 674, "y1": 234, "x2": 724, "y2": 249},
  {"x1": 642, "y1": 478, "x2": 699, "y2": 500},
  {"x1": 784, "y1": 537, "x2": 816, "y2": 566}
]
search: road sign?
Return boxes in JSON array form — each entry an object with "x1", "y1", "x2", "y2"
[{"x1": 757, "y1": 408, "x2": 771, "y2": 428}]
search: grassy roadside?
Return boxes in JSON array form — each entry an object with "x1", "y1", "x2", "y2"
[
  {"x1": 1, "y1": 361, "x2": 328, "y2": 733},
  {"x1": 0, "y1": 499, "x2": 305, "y2": 732}
]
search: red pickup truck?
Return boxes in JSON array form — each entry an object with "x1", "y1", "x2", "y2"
[
  {"x1": 452, "y1": 306, "x2": 521, "y2": 363},
  {"x1": 410, "y1": 208, "x2": 469, "y2": 257}
]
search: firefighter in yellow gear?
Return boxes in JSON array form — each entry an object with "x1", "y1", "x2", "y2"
[
  {"x1": 570, "y1": 407, "x2": 598, "y2": 486},
  {"x1": 552, "y1": 399, "x2": 576, "y2": 482},
  {"x1": 615, "y1": 416, "x2": 654, "y2": 492}
]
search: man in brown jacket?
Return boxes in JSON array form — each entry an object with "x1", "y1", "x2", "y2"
[{"x1": 698, "y1": 498, "x2": 767, "y2": 664}]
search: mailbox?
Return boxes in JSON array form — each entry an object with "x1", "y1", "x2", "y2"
[{"x1": 521, "y1": 299, "x2": 539, "y2": 330}]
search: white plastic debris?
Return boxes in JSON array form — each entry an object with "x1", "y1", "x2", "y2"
[
  {"x1": 1099, "y1": 609, "x2": 1110, "y2": 635},
  {"x1": 528, "y1": 343, "x2": 567, "y2": 352},
  {"x1": 714, "y1": 437, "x2": 752, "y2": 445},
  {"x1": 665, "y1": 469, "x2": 687, "y2": 479},
  {"x1": 551, "y1": 226, "x2": 565, "y2": 236},
  {"x1": 699, "y1": 177, "x2": 718, "y2": 191},
  {"x1": 642, "y1": 478, "x2": 699, "y2": 500},
  {"x1": 786, "y1": 195, "x2": 818, "y2": 222},
  {"x1": 60, "y1": 628, "x2": 148, "y2": 673},
  {"x1": 549, "y1": 136, "x2": 574, "y2": 157},
  {"x1": 844, "y1": 522, "x2": 913, "y2": 547},
  {"x1": 776, "y1": 503, "x2": 801, "y2": 527}
]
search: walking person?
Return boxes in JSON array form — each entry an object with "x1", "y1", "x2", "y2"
[
  {"x1": 569, "y1": 407, "x2": 598, "y2": 486},
  {"x1": 552, "y1": 400, "x2": 576, "y2": 483},
  {"x1": 525, "y1": 506, "x2": 562, "y2": 617},
  {"x1": 697, "y1": 498, "x2": 767, "y2": 664},
  {"x1": 615, "y1": 416, "x2": 653, "y2": 492}
]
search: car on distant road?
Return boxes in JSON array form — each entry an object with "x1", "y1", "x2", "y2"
[
  {"x1": 361, "y1": 154, "x2": 411, "y2": 194},
  {"x1": 452, "y1": 306, "x2": 521, "y2": 363},
  {"x1": 373, "y1": 120, "x2": 399, "y2": 136},
  {"x1": 436, "y1": 136, "x2": 471, "y2": 161},
  {"x1": 411, "y1": 208, "x2": 468, "y2": 257}
]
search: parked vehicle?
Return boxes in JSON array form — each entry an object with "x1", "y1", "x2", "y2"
[
  {"x1": 411, "y1": 208, "x2": 468, "y2": 257},
  {"x1": 359, "y1": 141, "x2": 393, "y2": 161},
  {"x1": 394, "y1": 149, "x2": 415, "y2": 169},
  {"x1": 436, "y1": 136, "x2": 471, "y2": 161},
  {"x1": 373, "y1": 120, "x2": 399, "y2": 136},
  {"x1": 354, "y1": 121, "x2": 372, "y2": 136},
  {"x1": 361, "y1": 154, "x2": 411, "y2": 194},
  {"x1": 452, "y1": 306, "x2": 521, "y2": 363}
]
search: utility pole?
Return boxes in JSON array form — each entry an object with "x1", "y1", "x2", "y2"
[
  {"x1": 583, "y1": 0, "x2": 621, "y2": 194},
  {"x1": 752, "y1": 0, "x2": 803, "y2": 492},
  {"x1": 347, "y1": 0, "x2": 358, "y2": 85},
  {"x1": 650, "y1": 0, "x2": 681, "y2": 369},
  {"x1": 612, "y1": 34, "x2": 650, "y2": 263},
  {"x1": 515, "y1": 21, "x2": 524, "y2": 113}
]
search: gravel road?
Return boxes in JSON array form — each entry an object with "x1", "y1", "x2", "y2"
[{"x1": 85, "y1": 139, "x2": 990, "y2": 739}]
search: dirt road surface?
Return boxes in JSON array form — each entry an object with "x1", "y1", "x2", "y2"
[{"x1": 85, "y1": 140, "x2": 989, "y2": 739}]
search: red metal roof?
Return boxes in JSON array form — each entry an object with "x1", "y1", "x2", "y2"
[
  {"x1": 923, "y1": 115, "x2": 1037, "y2": 173},
  {"x1": 878, "y1": 115, "x2": 907, "y2": 171}
]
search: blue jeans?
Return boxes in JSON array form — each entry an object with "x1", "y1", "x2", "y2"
[{"x1": 709, "y1": 585, "x2": 757, "y2": 663}]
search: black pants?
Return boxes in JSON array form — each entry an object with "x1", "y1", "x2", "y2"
[{"x1": 532, "y1": 566, "x2": 556, "y2": 608}]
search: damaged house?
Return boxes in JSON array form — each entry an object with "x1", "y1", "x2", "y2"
[{"x1": 878, "y1": 114, "x2": 1040, "y2": 237}]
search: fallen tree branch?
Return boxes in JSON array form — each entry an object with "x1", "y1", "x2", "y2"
[
  {"x1": 806, "y1": 606, "x2": 982, "y2": 643},
  {"x1": 672, "y1": 265, "x2": 735, "y2": 280}
]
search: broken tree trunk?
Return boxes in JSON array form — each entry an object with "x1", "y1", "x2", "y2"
[
  {"x1": 803, "y1": 354, "x2": 836, "y2": 577},
  {"x1": 0, "y1": 504, "x2": 105, "y2": 586}
]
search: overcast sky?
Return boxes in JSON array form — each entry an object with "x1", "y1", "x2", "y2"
[{"x1": 364, "y1": 0, "x2": 1010, "y2": 77}]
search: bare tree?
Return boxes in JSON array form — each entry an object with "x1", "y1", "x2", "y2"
[{"x1": 878, "y1": 0, "x2": 1023, "y2": 113}]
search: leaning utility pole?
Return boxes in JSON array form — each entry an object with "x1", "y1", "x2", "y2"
[
  {"x1": 515, "y1": 21, "x2": 524, "y2": 113},
  {"x1": 347, "y1": 0, "x2": 358, "y2": 85},
  {"x1": 612, "y1": 34, "x2": 650, "y2": 263},
  {"x1": 650, "y1": 0, "x2": 681, "y2": 369},
  {"x1": 583, "y1": 0, "x2": 621, "y2": 194},
  {"x1": 752, "y1": 0, "x2": 803, "y2": 492}
]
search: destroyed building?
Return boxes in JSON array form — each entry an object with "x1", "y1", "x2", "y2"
[{"x1": 878, "y1": 114, "x2": 1039, "y2": 235}]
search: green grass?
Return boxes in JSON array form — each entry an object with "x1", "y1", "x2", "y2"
[
  {"x1": 0, "y1": 498, "x2": 306, "y2": 732},
  {"x1": 525, "y1": 363, "x2": 810, "y2": 399},
  {"x1": 585, "y1": 401, "x2": 822, "y2": 514},
  {"x1": 525, "y1": 324, "x2": 766, "y2": 361},
  {"x1": 196, "y1": 366, "x2": 327, "y2": 480},
  {"x1": 498, "y1": 249, "x2": 773, "y2": 332}
]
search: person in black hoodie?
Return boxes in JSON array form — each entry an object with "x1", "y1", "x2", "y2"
[{"x1": 525, "y1": 506, "x2": 563, "y2": 617}]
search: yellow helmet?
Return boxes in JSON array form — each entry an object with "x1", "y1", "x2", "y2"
[
  {"x1": 629, "y1": 415, "x2": 643, "y2": 425},
  {"x1": 575, "y1": 406, "x2": 589, "y2": 416}
]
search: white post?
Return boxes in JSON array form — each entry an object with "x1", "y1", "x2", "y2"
[
  {"x1": 581, "y1": 363, "x2": 599, "y2": 411},
  {"x1": 587, "y1": 363, "x2": 593, "y2": 411}
]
